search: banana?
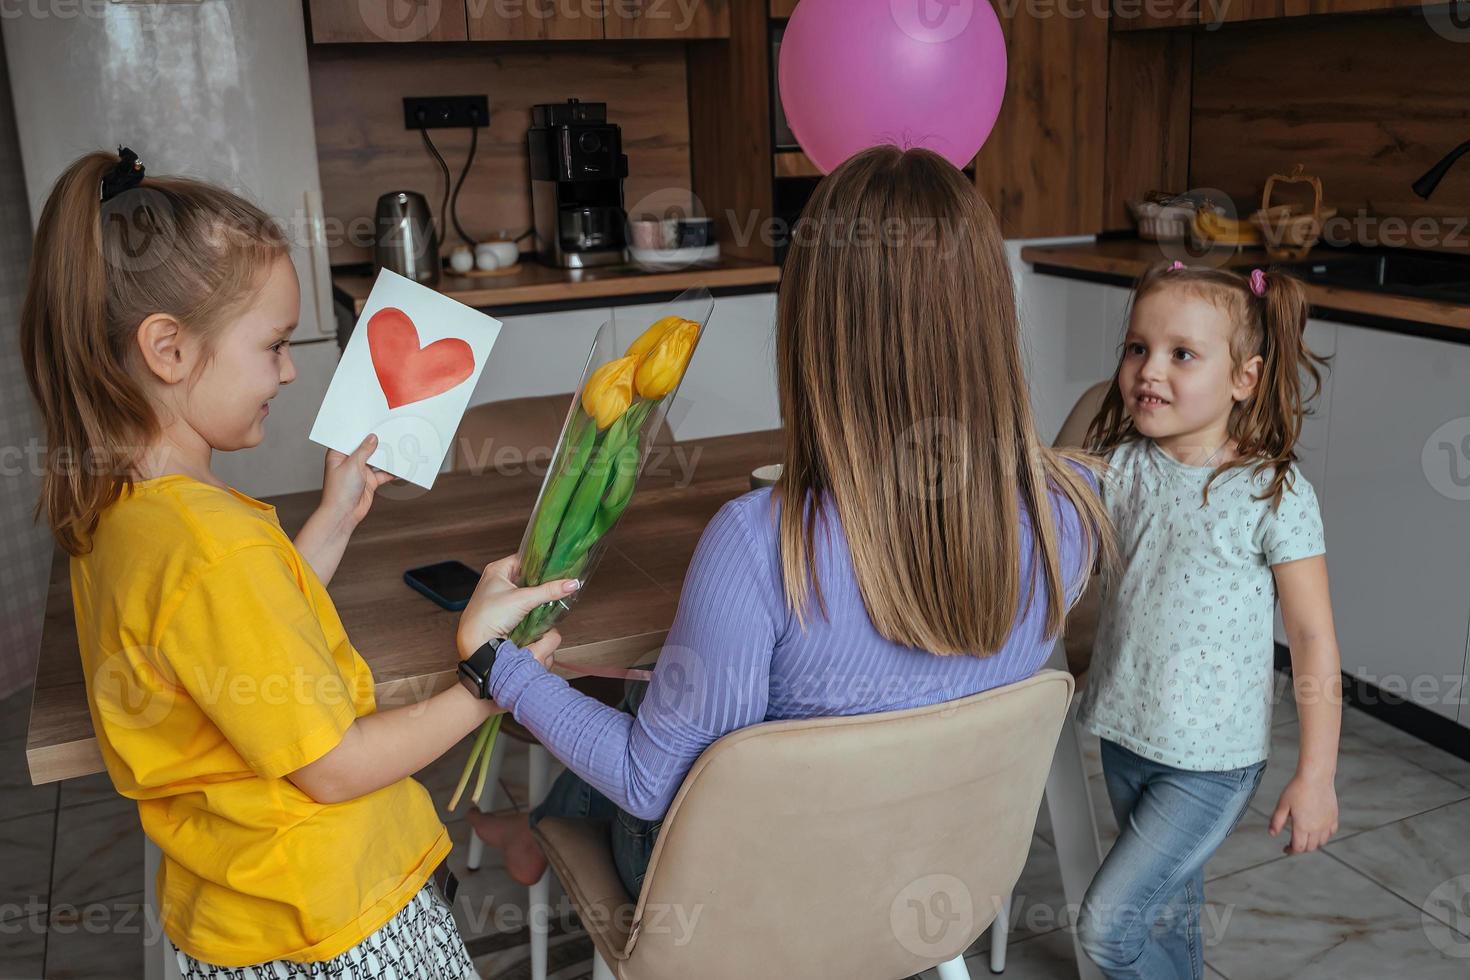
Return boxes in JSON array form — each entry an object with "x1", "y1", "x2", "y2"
[{"x1": 1194, "y1": 208, "x2": 1262, "y2": 246}]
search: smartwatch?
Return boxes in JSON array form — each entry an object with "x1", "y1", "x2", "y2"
[{"x1": 457, "y1": 637, "x2": 507, "y2": 700}]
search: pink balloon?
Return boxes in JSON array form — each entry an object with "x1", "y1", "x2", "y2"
[{"x1": 778, "y1": 0, "x2": 1008, "y2": 174}]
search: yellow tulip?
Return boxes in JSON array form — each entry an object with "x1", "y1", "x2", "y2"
[
  {"x1": 624, "y1": 315, "x2": 686, "y2": 360},
  {"x1": 582, "y1": 354, "x2": 637, "y2": 429},
  {"x1": 634, "y1": 319, "x2": 699, "y2": 400}
]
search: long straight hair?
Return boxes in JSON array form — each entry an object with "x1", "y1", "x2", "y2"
[
  {"x1": 19, "y1": 150, "x2": 288, "y2": 555},
  {"x1": 774, "y1": 146, "x2": 1113, "y2": 655},
  {"x1": 1085, "y1": 262, "x2": 1328, "y2": 508}
]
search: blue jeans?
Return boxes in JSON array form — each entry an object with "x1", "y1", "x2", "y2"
[
  {"x1": 1076, "y1": 739, "x2": 1266, "y2": 980},
  {"x1": 528, "y1": 677, "x2": 660, "y2": 901}
]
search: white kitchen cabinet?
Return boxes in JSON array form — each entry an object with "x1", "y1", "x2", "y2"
[
  {"x1": 461, "y1": 292, "x2": 781, "y2": 443},
  {"x1": 1319, "y1": 323, "x2": 1470, "y2": 721},
  {"x1": 1273, "y1": 319, "x2": 1337, "y2": 648},
  {"x1": 214, "y1": 339, "x2": 341, "y2": 499},
  {"x1": 464, "y1": 306, "x2": 613, "y2": 409},
  {"x1": 1014, "y1": 266, "x2": 1130, "y2": 444},
  {"x1": 1292, "y1": 320, "x2": 1338, "y2": 496},
  {"x1": 611, "y1": 292, "x2": 781, "y2": 442}
]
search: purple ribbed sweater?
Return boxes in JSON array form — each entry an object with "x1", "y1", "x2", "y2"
[{"x1": 487, "y1": 477, "x2": 1094, "y2": 820}]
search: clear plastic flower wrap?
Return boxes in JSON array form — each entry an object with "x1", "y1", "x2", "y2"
[{"x1": 448, "y1": 286, "x2": 715, "y2": 811}]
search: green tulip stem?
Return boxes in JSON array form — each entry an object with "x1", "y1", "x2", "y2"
[
  {"x1": 448, "y1": 714, "x2": 495, "y2": 811},
  {"x1": 470, "y1": 712, "x2": 502, "y2": 804}
]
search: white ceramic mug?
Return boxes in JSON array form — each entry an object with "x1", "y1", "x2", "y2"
[{"x1": 750, "y1": 463, "x2": 783, "y2": 491}]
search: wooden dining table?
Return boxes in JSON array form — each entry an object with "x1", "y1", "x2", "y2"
[
  {"x1": 24, "y1": 425, "x2": 1103, "y2": 980},
  {"x1": 25, "y1": 428, "x2": 787, "y2": 786}
]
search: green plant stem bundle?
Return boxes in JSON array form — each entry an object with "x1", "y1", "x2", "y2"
[{"x1": 446, "y1": 399, "x2": 656, "y2": 813}]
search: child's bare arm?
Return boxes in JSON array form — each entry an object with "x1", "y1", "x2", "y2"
[
  {"x1": 288, "y1": 682, "x2": 499, "y2": 805},
  {"x1": 1064, "y1": 569, "x2": 1101, "y2": 682},
  {"x1": 1051, "y1": 379, "x2": 1110, "y2": 683},
  {"x1": 286, "y1": 558, "x2": 577, "y2": 804},
  {"x1": 294, "y1": 436, "x2": 394, "y2": 588},
  {"x1": 1270, "y1": 554, "x2": 1341, "y2": 854}
]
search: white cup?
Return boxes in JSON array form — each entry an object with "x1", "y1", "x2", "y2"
[{"x1": 750, "y1": 463, "x2": 783, "y2": 491}]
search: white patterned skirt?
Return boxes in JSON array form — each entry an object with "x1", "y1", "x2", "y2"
[{"x1": 169, "y1": 881, "x2": 480, "y2": 979}]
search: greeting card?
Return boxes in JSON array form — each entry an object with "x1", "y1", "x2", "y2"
[{"x1": 309, "y1": 269, "x2": 501, "y2": 489}]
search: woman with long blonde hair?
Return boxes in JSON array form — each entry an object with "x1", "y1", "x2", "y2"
[{"x1": 465, "y1": 145, "x2": 1113, "y2": 896}]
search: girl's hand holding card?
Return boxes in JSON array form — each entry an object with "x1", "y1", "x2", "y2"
[{"x1": 321, "y1": 433, "x2": 395, "y2": 528}]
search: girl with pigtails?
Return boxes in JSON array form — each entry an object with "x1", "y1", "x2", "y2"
[{"x1": 1072, "y1": 262, "x2": 1344, "y2": 980}]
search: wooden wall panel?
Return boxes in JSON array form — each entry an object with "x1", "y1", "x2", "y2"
[
  {"x1": 686, "y1": 0, "x2": 774, "y2": 262},
  {"x1": 973, "y1": 10, "x2": 1110, "y2": 238},
  {"x1": 1101, "y1": 31, "x2": 1192, "y2": 230},
  {"x1": 1190, "y1": 15, "x2": 1470, "y2": 253},
  {"x1": 308, "y1": 44, "x2": 693, "y2": 265}
]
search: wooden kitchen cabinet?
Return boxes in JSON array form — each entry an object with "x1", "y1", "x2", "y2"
[
  {"x1": 1230, "y1": 0, "x2": 1425, "y2": 19},
  {"x1": 468, "y1": 0, "x2": 606, "y2": 39},
  {"x1": 1110, "y1": 0, "x2": 1197, "y2": 30},
  {"x1": 605, "y1": 0, "x2": 730, "y2": 37},
  {"x1": 977, "y1": 11, "x2": 1109, "y2": 238},
  {"x1": 1319, "y1": 323, "x2": 1470, "y2": 722},
  {"x1": 306, "y1": 0, "x2": 470, "y2": 42},
  {"x1": 1114, "y1": 0, "x2": 1422, "y2": 28}
]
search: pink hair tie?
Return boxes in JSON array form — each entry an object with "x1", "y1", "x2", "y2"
[
  {"x1": 1249, "y1": 268, "x2": 1268, "y2": 297},
  {"x1": 1168, "y1": 260, "x2": 1185, "y2": 271}
]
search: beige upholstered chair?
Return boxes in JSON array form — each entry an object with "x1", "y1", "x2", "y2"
[
  {"x1": 534, "y1": 669, "x2": 1076, "y2": 980},
  {"x1": 1053, "y1": 380, "x2": 1110, "y2": 451}
]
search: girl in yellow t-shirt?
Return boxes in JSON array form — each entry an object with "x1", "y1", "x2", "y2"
[{"x1": 19, "y1": 149, "x2": 574, "y2": 976}]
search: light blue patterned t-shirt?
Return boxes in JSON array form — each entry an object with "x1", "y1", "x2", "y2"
[{"x1": 1076, "y1": 438, "x2": 1326, "y2": 772}]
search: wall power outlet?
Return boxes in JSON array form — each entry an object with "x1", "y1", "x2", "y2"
[{"x1": 403, "y1": 96, "x2": 491, "y2": 131}]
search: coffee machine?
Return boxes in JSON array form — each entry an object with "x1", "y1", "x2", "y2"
[{"x1": 528, "y1": 99, "x2": 629, "y2": 269}]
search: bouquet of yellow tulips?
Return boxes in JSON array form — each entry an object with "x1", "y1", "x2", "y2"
[{"x1": 448, "y1": 287, "x2": 714, "y2": 811}]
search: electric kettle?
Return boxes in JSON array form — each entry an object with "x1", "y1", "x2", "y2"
[{"x1": 373, "y1": 190, "x2": 440, "y2": 285}]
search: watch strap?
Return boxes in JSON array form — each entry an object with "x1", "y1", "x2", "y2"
[{"x1": 458, "y1": 637, "x2": 505, "y2": 699}]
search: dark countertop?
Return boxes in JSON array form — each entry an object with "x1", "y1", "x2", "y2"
[
  {"x1": 1022, "y1": 239, "x2": 1470, "y2": 335},
  {"x1": 333, "y1": 255, "x2": 781, "y2": 317}
]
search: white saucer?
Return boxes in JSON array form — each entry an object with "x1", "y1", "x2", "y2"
[{"x1": 629, "y1": 242, "x2": 720, "y2": 271}]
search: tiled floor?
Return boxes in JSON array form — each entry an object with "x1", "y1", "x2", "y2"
[{"x1": 4, "y1": 677, "x2": 1469, "y2": 979}]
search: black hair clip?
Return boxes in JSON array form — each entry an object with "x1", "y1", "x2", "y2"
[{"x1": 99, "y1": 146, "x2": 145, "y2": 203}]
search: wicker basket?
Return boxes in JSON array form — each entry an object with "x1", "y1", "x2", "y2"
[
  {"x1": 1250, "y1": 165, "x2": 1336, "y2": 262},
  {"x1": 1128, "y1": 197, "x2": 1196, "y2": 243}
]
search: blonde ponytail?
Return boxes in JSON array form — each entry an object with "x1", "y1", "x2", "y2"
[
  {"x1": 18, "y1": 150, "x2": 288, "y2": 555},
  {"x1": 1234, "y1": 271, "x2": 1324, "y2": 507}
]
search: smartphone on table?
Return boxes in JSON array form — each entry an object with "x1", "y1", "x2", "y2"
[{"x1": 403, "y1": 560, "x2": 481, "y2": 611}]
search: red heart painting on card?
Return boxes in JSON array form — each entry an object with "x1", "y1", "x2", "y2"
[{"x1": 366, "y1": 307, "x2": 475, "y2": 410}]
